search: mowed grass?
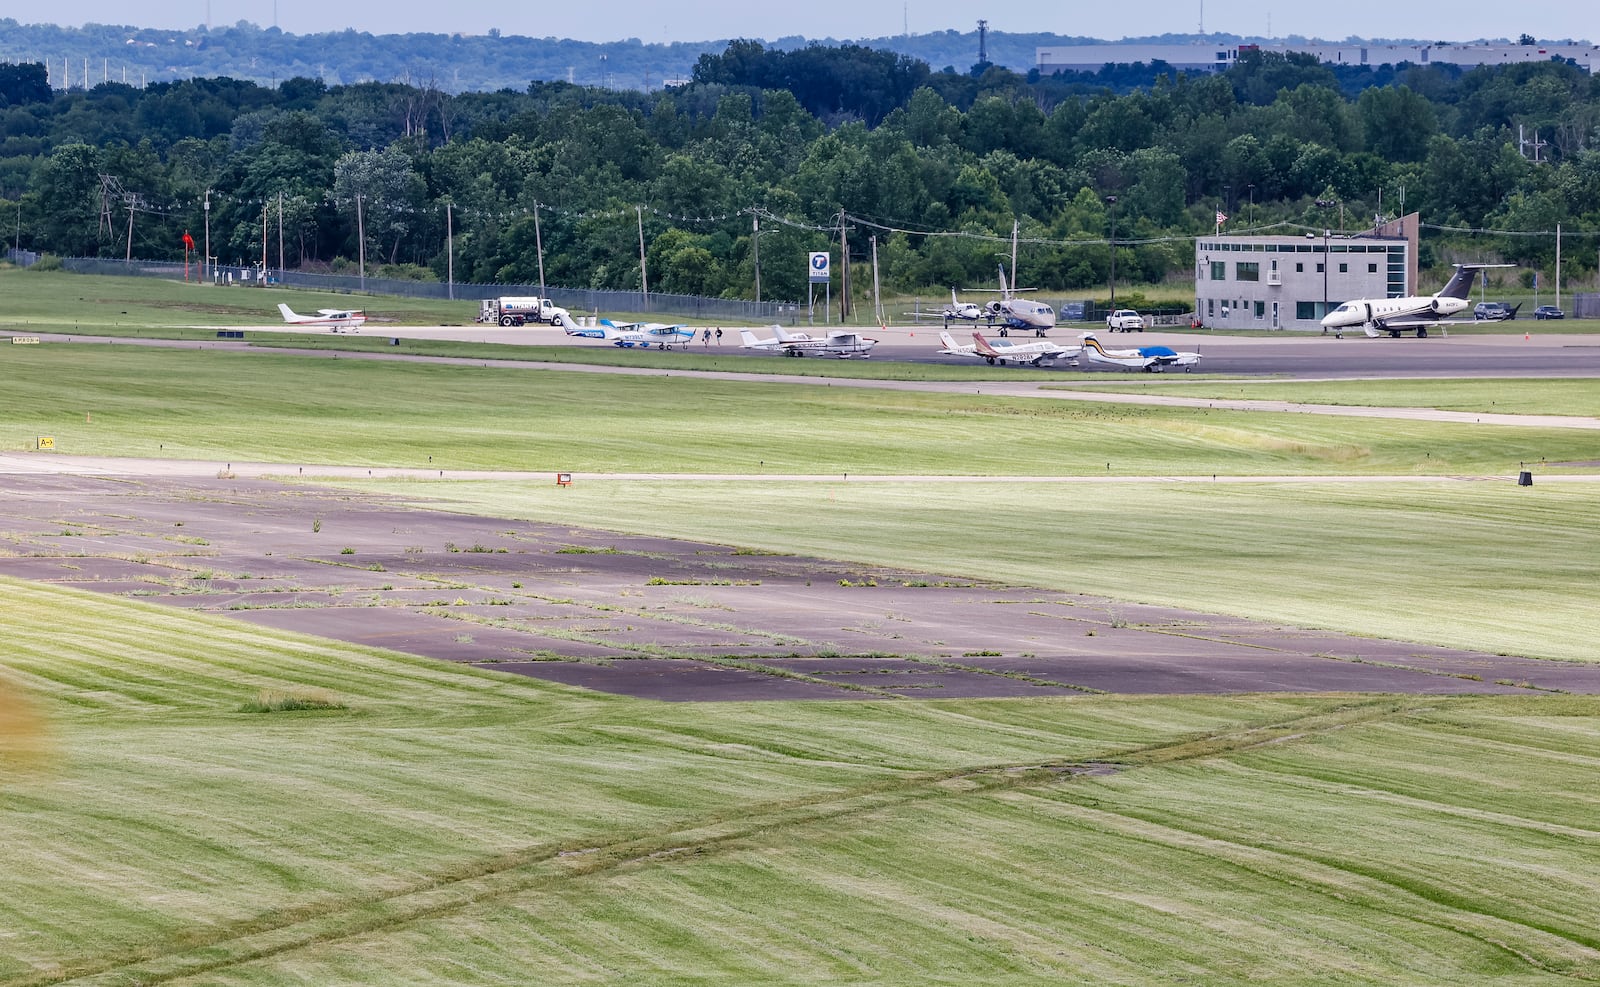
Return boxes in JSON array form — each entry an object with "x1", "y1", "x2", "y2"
[
  {"x1": 0, "y1": 267, "x2": 476, "y2": 328},
  {"x1": 1057, "y1": 376, "x2": 1600, "y2": 418},
  {"x1": 4, "y1": 579, "x2": 1599, "y2": 984},
  {"x1": 354, "y1": 477, "x2": 1600, "y2": 664},
  {"x1": 3, "y1": 345, "x2": 1596, "y2": 475}
]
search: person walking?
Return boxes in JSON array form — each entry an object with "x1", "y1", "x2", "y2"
[{"x1": 715, "y1": 327, "x2": 723, "y2": 345}]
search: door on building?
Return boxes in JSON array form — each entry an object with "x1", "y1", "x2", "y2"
[{"x1": 1271, "y1": 301, "x2": 1280, "y2": 329}]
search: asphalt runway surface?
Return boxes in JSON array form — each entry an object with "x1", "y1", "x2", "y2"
[
  {"x1": 4, "y1": 470, "x2": 1599, "y2": 699},
  {"x1": 182, "y1": 320, "x2": 1600, "y2": 379}
]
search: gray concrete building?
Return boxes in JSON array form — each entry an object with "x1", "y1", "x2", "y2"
[
  {"x1": 1038, "y1": 41, "x2": 1600, "y2": 75},
  {"x1": 1194, "y1": 220, "x2": 1415, "y2": 331}
]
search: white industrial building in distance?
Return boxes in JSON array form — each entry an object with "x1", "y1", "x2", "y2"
[
  {"x1": 1194, "y1": 215, "x2": 1418, "y2": 332},
  {"x1": 1037, "y1": 41, "x2": 1600, "y2": 75}
]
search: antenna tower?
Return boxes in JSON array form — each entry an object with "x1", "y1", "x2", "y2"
[{"x1": 977, "y1": 19, "x2": 988, "y2": 65}]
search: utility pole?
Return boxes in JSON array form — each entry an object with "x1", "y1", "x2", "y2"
[
  {"x1": 1556, "y1": 222, "x2": 1562, "y2": 310},
  {"x1": 277, "y1": 190, "x2": 284, "y2": 275},
  {"x1": 124, "y1": 195, "x2": 135, "y2": 263},
  {"x1": 203, "y1": 189, "x2": 210, "y2": 283},
  {"x1": 1105, "y1": 195, "x2": 1118, "y2": 310},
  {"x1": 533, "y1": 202, "x2": 546, "y2": 297},
  {"x1": 871, "y1": 234, "x2": 882, "y2": 327},
  {"x1": 260, "y1": 204, "x2": 267, "y2": 280},
  {"x1": 446, "y1": 202, "x2": 454, "y2": 301},
  {"x1": 838, "y1": 208, "x2": 849, "y2": 321},
  {"x1": 356, "y1": 193, "x2": 366, "y2": 291},
  {"x1": 751, "y1": 212, "x2": 761, "y2": 303},
  {"x1": 636, "y1": 205, "x2": 648, "y2": 305}
]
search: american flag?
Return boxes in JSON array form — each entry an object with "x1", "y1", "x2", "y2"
[{"x1": 1215, "y1": 210, "x2": 1228, "y2": 226}]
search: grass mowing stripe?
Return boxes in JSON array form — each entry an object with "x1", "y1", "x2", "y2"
[{"x1": 1057, "y1": 377, "x2": 1600, "y2": 418}]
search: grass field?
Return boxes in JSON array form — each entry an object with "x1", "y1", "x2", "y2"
[
  {"x1": 5, "y1": 299, "x2": 1600, "y2": 984},
  {"x1": 1055, "y1": 377, "x2": 1600, "y2": 418},
  {"x1": 4, "y1": 345, "x2": 1596, "y2": 476},
  {"x1": 4, "y1": 581, "x2": 1599, "y2": 984}
]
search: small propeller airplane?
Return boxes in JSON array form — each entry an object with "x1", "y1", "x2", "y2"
[
  {"x1": 939, "y1": 330, "x2": 1080, "y2": 368},
  {"x1": 557, "y1": 314, "x2": 695, "y2": 349},
  {"x1": 277, "y1": 303, "x2": 366, "y2": 331},
  {"x1": 1079, "y1": 332, "x2": 1201, "y2": 372},
  {"x1": 739, "y1": 326, "x2": 877, "y2": 358}
]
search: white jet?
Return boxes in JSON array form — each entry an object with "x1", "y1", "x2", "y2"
[
  {"x1": 969, "y1": 265, "x2": 1056, "y2": 336},
  {"x1": 739, "y1": 326, "x2": 877, "y2": 358},
  {"x1": 277, "y1": 303, "x2": 367, "y2": 331},
  {"x1": 1319, "y1": 264, "x2": 1513, "y2": 338},
  {"x1": 908, "y1": 288, "x2": 987, "y2": 328},
  {"x1": 558, "y1": 314, "x2": 695, "y2": 349},
  {"x1": 1079, "y1": 332, "x2": 1201, "y2": 372},
  {"x1": 939, "y1": 330, "x2": 1080, "y2": 368}
]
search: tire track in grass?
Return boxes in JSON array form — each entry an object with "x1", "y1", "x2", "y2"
[{"x1": 32, "y1": 699, "x2": 1408, "y2": 986}]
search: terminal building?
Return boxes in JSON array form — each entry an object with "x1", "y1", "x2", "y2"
[
  {"x1": 1037, "y1": 41, "x2": 1600, "y2": 75},
  {"x1": 1193, "y1": 215, "x2": 1418, "y2": 331}
]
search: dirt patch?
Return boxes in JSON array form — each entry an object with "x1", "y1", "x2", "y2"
[{"x1": 4, "y1": 472, "x2": 1598, "y2": 700}]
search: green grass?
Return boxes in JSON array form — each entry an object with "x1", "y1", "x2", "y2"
[
  {"x1": 4, "y1": 345, "x2": 1597, "y2": 475},
  {"x1": 4, "y1": 580, "x2": 1599, "y2": 984},
  {"x1": 1054, "y1": 377, "x2": 1600, "y2": 418}
]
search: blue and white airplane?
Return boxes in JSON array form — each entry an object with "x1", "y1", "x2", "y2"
[
  {"x1": 1079, "y1": 332, "x2": 1201, "y2": 372},
  {"x1": 558, "y1": 314, "x2": 695, "y2": 349}
]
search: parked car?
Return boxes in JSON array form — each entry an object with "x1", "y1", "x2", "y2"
[
  {"x1": 1534, "y1": 305, "x2": 1565, "y2": 320},
  {"x1": 1105, "y1": 309, "x2": 1144, "y2": 332},
  {"x1": 1473, "y1": 301, "x2": 1519, "y2": 321}
]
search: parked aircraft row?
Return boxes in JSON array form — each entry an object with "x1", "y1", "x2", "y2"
[
  {"x1": 939, "y1": 330, "x2": 1201, "y2": 371},
  {"x1": 556, "y1": 314, "x2": 697, "y2": 348}
]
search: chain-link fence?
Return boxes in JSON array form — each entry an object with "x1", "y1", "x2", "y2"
[{"x1": 8, "y1": 252, "x2": 801, "y2": 323}]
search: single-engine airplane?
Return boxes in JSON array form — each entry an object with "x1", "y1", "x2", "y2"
[
  {"x1": 939, "y1": 330, "x2": 1080, "y2": 367},
  {"x1": 559, "y1": 314, "x2": 695, "y2": 348},
  {"x1": 277, "y1": 303, "x2": 366, "y2": 331},
  {"x1": 739, "y1": 326, "x2": 877, "y2": 358}
]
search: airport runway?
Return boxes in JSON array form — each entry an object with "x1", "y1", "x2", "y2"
[{"x1": 205, "y1": 321, "x2": 1600, "y2": 379}]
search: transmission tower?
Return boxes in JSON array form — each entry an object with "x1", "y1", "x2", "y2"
[{"x1": 977, "y1": 20, "x2": 988, "y2": 66}]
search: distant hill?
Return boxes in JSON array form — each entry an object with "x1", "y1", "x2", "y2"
[{"x1": 0, "y1": 19, "x2": 1456, "y2": 94}]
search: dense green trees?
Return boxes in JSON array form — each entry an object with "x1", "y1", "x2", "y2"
[{"x1": 5, "y1": 43, "x2": 1600, "y2": 296}]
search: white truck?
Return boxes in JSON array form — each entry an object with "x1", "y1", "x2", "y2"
[
  {"x1": 1105, "y1": 309, "x2": 1145, "y2": 332},
  {"x1": 476, "y1": 296, "x2": 569, "y2": 327}
]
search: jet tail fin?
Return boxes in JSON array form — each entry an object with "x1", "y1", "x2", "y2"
[
  {"x1": 971, "y1": 331, "x2": 999, "y2": 357},
  {"x1": 277, "y1": 303, "x2": 297, "y2": 322},
  {"x1": 1506, "y1": 303, "x2": 1522, "y2": 320},
  {"x1": 1438, "y1": 265, "x2": 1483, "y2": 300}
]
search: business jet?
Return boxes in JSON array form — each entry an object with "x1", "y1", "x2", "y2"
[
  {"x1": 908, "y1": 288, "x2": 987, "y2": 327},
  {"x1": 1320, "y1": 264, "x2": 1513, "y2": 338},
  {"x1": 1079, "y1": 332, "x2": 1201, "y2": 372},
  {"x1": 739, "y1": 326, "x2": 877, "y2": 358},
  {"x1": 277, "y1": 303, "x2": 366, "y2": 331},
  {"x1": 558, "y1": 314, "x2": 695, "y2": 349},
  {"x1": 968, "y1": 265, "x2": 1057, "y2": 336},
  {"x1": 939, "y1": 330, "x2": 1080, "y2": 367}
]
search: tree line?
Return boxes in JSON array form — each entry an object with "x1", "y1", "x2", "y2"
[{"x1": 4, "y1": 45, "x2": 1599, "y2": 303}]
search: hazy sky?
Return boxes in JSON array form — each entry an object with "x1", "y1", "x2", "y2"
[{"x1": 0, "y1": 0, "x2": 1587, "y2": 43}]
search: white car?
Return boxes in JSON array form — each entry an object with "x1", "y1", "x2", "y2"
[{"x1": 1106, "y1": 309, "x2": 1144, "y2": 332}]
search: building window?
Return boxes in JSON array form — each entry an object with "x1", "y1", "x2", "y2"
[
  {"x1": 1210, "y1": 261, "x2": 1226, "y2": 280},
  {"x1": 1296, "y1": 301, "x2": 1316, "y2": 320},
  {"x1": 1254, "y1": 300, "x2": 1265, "y2": 319},
  {"x1": 1237, "y1": 262, "x2": 1260, "y2": 282},
  {"x1": 1295, "y1": 262, "x2": 1304, "y2": 273},
  {"x1": 1316, "y1": 263, "x2": 1325, "y2": 273},
  {"x1": 1368, "y1": 263, "x2": 1378, "y2": 273},
  {"x1": 1339, "y1": 263, "x2": 1348, "y2": 273},
  {"x1": 1207, "y1": 298, "x2": 1215, "y2": 316}
]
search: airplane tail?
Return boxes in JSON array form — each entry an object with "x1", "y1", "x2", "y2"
[
  {"x1": 938, "y1": 331, "x2": 959, "y2": 349},
  {"x1": 1506, "y1": 303, "x2": 1522, "y2": 320},
  {"x1": 1079, "y1": 333, "x2": 1108, "y2": 356},
  {"x1": 1438, "y1": 265, "x2": 1483, "y2": 300},
  {"x1": 739, "y1": 329, "x2": 762, "y2": 348},
  {"x1": 277, "y1": 303, "x2": 298, "y2": 322},
  {"x1": 555, "y1": 313, "x2": 583, "y2": 334},
  {"x1": 971, "y1": 331, "x2": 999, "y2": 357}
]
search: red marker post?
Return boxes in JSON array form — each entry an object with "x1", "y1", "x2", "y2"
[{"x1": 182, "y1": 231, "x2": 195, "y2": 281}]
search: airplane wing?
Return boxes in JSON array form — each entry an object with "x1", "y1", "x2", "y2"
[{"x1": 1362, "y1": 318, "x2": 1465, "y2": 338}]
